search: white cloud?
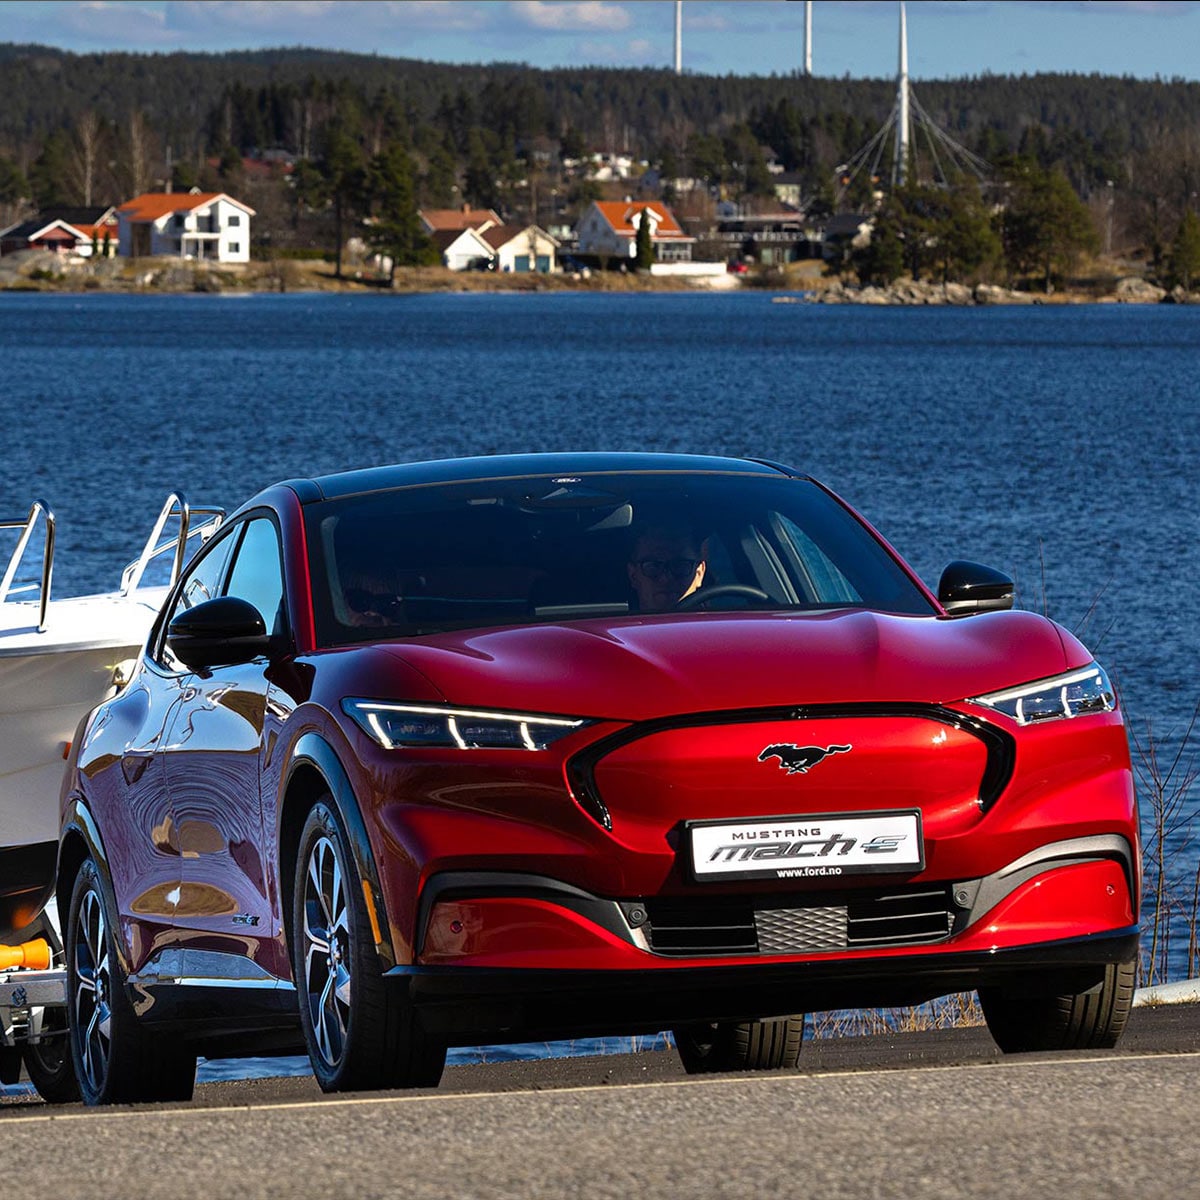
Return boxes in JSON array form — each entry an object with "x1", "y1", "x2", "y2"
[
  {"x1": 64, "y1": 1, "x2": 174, "y2": 46},
  {"x1": 510, "y1": 1, "x2": 630, "y2": 33}
]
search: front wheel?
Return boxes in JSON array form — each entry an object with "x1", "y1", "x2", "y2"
[
  {"x1": 672, "y1": 1015, "x2": 805, "y2": 1073},
  {"x1": 979, "y1": 958, "x2": 1137, "y2": 1053},
  {"x1": 292, "y1": 799, "x2": 445, "y2": 1092},
  {"x1": 65, "y1": 859, "x2": 196, "y2": 1104}
]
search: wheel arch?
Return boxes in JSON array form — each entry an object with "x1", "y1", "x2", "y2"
[
  {"x1": 56, "y1": 797, "x2": 109, "y2": 933},
  {"x1": 281, "y1": 733, "x2": 396, "y2": 969}
]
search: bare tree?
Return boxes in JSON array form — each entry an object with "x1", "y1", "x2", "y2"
[
  {"x1": 121, "y1": 109, "x2": 157, "y2": 197},
  {"x1": 69, "y1": 110, "x2": 104, "y2": 206}
]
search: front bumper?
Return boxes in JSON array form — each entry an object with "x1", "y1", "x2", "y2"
[
  {"x1": 394, "y1": 835, "x2": 1139, "y2": 1043},
  {"x1": 388, "y1": 928, "x2": 1139, "y2": 1042}
]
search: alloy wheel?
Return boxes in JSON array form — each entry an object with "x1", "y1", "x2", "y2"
[
  {"x1": 71, "y1": 885, "x2": 112, "y2": 1095},
  {"x1": 301, "y1": 833, "x2": 353, "y2": 1069}
]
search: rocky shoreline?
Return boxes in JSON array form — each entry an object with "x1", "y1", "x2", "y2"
[
  {"x1": 1, "y1": 248, "x2": 1195, "y2": 304},
  {"x1": 796, "y1": 276, "x2": 1196, "y2": 305}
]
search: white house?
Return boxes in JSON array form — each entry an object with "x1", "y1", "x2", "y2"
[
  {"x1": 117, "y1": 191, "x2": 255, "y2": 262},
  {"x1": 480, "y1": 224, "x2": 559, "y2": 273},
  {"x1": 430, "y1": 227, "x2": 495, "y2": 271},
  {"x1": 575, "y1": 201, "x2": 695, "y2": 263}
]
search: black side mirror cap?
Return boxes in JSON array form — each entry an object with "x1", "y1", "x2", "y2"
[
  {"x1": 166, "y1": 595, "x2": 272, "y2": 670},
  {"x1": 937, "y1": 561, "x2": 1014, "y2": 616}
]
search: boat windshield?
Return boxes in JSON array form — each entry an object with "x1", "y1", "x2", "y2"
[{"x1": 305, "y1": 472, "x2": 935, "y2": 645}]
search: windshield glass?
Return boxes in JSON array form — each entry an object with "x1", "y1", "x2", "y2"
[{"x1": 305, "y1": 472, "x2": 935, "y2": 645}]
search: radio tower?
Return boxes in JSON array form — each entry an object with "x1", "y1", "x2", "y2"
[
  {"x1": 803, "y1": 0, "x2": 812, "y2": 76},
  {"x1": 892, "y1": 1, "x2": 911, "y2": 186},
  {"x1": 834, "y1": 1, "x2": 989, "y2": 201},
  {"x1": 674, "y1": 1, "x2": 682, "y2": 74}
]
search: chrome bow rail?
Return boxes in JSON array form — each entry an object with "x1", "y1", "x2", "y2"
[
  {"x1": 0, "y1": 493, "x2": 224, "y2": 633},
  {"x1": 0, "y1": 500, "x2": 55, "y2": 632},
  {"x1": 119, "y1": 492, "x2": 225, "y2": 596}
]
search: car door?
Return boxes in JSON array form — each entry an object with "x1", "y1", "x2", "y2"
[{"x1": 161, "y1": 515, "x2": 287, "y2": 985}]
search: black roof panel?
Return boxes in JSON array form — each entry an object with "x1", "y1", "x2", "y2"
[{"x1": 279, "y1": 452, "x2": 797, "y2": 503}]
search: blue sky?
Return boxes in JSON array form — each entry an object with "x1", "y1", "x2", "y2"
[{"x1": 4, "y1": 1, "x2": 1199, "y2": 81}]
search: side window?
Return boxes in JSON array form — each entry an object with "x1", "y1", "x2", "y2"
[
  {"x1": 223, "y1": 518, "x2": 286, "y2": 638},
  {"x1": 157, "y1": 529, "x2": 239, "y2": 669}
]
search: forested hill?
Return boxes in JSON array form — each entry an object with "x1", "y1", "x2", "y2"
[{"x1": 3, "y1": 41, "x2": 1199, "y2": 186}]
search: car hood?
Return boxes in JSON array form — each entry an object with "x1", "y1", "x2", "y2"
[{"x1": 373, "y1": 609, "x2": 1086, "y2": 723}]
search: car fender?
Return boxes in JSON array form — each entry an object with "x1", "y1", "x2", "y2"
[{"x1": 284, "y1": 731, "x2": 396, "y2": 969}]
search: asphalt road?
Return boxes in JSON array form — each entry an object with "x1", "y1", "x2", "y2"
[{"x1": 3, "y1": 1007, "x2": 1199, "y2": 1199}]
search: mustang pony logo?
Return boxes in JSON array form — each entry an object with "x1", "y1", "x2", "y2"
[{"x1": 758, "y1": 743, "x2": 852, "y2": 774}]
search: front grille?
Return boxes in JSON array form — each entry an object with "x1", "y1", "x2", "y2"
[{"x1": 644, "y1": 885, "x2": 954, "y2": 957}]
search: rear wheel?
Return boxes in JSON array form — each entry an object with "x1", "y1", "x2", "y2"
[
  {"x1": 22, "y1": 1006, "x2": 79, "y2": 1103},
  {"x1": 292, "y1": 799, "x2": 445, "y2": 1092},
  {"x1": 979, "y1": 958, "x2": 1137, "y2": 1053},
  {"x1": 66, "y1": 860, "x2": 196, "y2": 1105},
  {"x1": 672, "y1": 1015, "x2": 805, "y2": 1073}
]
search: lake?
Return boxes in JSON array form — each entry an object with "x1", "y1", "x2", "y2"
[{"x1": 1, "y1": 289, "x2": 1196, "y2": 1079}]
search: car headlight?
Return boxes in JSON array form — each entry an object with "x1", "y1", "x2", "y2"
[
  {"x1": 343, "y1": 700, "x2": 591, "y2": 750},
  {"x1": 970, "y1": 663, "x2": 1116, "y2": 726}
]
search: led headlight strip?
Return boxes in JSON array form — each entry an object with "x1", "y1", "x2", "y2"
[
  {"x1": 971, "y1": 664, "x2": 1116, "y2": 727},
  {"x1": 344, "y1": 700, "x2": 589, "y2": 751}
]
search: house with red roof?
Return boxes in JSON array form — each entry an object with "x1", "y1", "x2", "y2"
[
  {"x1": 116, "y1": 191, "x2": 255, "y2": 262},
  {"x1": 0, "y1": 206, "x2": 118, "y2": 257},
  {"x1": 575, "y1": 201, "x2": 695, "y2": 264}
]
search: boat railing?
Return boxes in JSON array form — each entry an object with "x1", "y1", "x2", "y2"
[
  {"x1": 0, "y1": 500, "x2": 55, "y2": 632},
  {"x1": 119, "y1": 493, "x2": 225, "y2": 596}
]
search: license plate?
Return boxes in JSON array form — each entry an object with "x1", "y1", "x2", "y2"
[{"x1": 687, "y1": 810, "x2": 923, "y2": 882}]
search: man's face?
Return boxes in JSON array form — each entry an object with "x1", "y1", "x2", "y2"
[{"x1": 627, "y1": 532, "x2": 706, "y2": 611}]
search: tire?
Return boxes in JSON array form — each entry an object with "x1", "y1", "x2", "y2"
[
  {"x1": 979, "y1": 958, "x2": 1137, "y2": 1054},
  {"x1": 291, "y1": 798, "x2": 445, "y2": 1092},
  {"x1": 22, "y1": 1005, "x2": 80, "y2": 1103},
  {"x1": 65, "y1": 859, "x2": 196, "y2": 1105},
  {"x1": 672, "y1": 1015, "x2": 805, "y2": 1074}
]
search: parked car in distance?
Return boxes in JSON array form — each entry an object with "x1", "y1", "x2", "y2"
[{"x1": 57, "y1": 453, "x2": 1139, "y2": 1103}]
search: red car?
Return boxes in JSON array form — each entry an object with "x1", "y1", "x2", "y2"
[{"x1": 58, "y1": 454, "x2": 1139, "y2": 1104}]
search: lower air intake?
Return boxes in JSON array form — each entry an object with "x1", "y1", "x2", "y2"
[{"x1": 645, "y1": 885, "x2": 954, "y2": 957}]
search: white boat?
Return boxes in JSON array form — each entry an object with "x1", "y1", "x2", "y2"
[{"x1": 0, "y1": 496, "x2": 223, "y2": 902}]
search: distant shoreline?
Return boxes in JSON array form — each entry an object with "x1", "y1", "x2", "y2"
[{"x1": 0, "y1": 252, "x2": 1192, "y2": 306}]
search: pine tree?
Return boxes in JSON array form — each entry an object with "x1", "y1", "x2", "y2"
[
  {"x1": 635, "y1": 208, "x2": 654, "y2": 271},
  {"x1": 1171, "y1": 209, "x2": 1200, "y2": 292}
]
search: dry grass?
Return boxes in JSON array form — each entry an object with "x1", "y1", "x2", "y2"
[{"x1": 808, "y1": 992, "x2": 985, "y2": 1040}]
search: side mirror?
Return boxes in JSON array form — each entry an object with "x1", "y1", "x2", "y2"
[
  {"x1": 166, "y1": 595, "x2": 271, "y2": 670},
  {"x1": 937, "y1": 561, "x2": 1014, "y2": 616}
]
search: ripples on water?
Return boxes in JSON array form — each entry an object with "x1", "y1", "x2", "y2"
[{"x1": 1, "y1": 291, "x2": 1196, "y2": 1080}]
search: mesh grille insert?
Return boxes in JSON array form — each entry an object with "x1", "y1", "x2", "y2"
[{"x1": 644, "y1": 885, "x2": 953, "y2": 956}]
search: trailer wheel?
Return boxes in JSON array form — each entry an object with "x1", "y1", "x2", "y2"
[
  {"x1": 22, "y1": 1005, "x2": 79, "y2": 1103},
  {"x1": 66, "y1": 859, "x2": 196, "y2": 1105}
]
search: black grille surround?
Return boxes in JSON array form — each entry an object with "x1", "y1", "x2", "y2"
[
  {"x1": 566, "y1": 703, "x2": 1016, "y2": 832},
  {"x1": 644, "y1": 885, "x2": 956, "y2": 957}
]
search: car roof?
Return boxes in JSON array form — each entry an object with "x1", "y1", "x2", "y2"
[{"x1": 275, "y1": 453, "x2": 802, "y2": 503}]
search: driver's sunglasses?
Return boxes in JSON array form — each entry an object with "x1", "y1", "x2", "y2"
[{"x1": 632, "y1": 558, "x2": 701, "y2": 580}]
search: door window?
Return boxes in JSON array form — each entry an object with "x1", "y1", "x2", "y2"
[{"x1": 224, "y1": 517, "x2": 286, "y2": 638}]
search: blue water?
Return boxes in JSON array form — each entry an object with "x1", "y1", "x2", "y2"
[{"x1": 1, "y1": 291, "x2": 1197, "y2": 1081}]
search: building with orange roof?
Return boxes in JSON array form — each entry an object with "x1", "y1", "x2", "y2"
[
  {"x1": 117, "y1": 191, "x2": 255, "y2": 262},
  {"x1": 575, "y1": 201, "x2": 695, "y2": 264}
]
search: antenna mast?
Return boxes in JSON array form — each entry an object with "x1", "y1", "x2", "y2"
[
  {"x1": 892, "y1": 1, "x2": 911, "y2": 187},
  {"x1": 674, "y1": 1, "x2": 682, "y2": 74},
  {"x1": 803, "y1": 1, "x2": 812, "y2": 75}
]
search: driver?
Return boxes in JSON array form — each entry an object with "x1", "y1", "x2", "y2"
[{"x1": 627, "y1": 525, "x2": 706, "y2": 612}]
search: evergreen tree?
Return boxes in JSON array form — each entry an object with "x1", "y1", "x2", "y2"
[
  {"x1": 29, "y1": 130, "x2": 73, "y2": 209},
  {"x1": 635, "y1": 207, "x2": 654, "y2": 271},
  {"x1": 999, "y1": 161, "x2": 1098, "y2": 291},
  {"x1": 1171, "y1": 209, "x2": 1200, "y2": 291},
  {"x1": 367, "y1": 143, "x2": 430, "y2": 283},
  {"x1": 0, "y1": 155, "x2": 27, "y2": 207}
]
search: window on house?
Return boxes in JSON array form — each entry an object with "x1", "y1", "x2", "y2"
[
  {"x1": 229, "y1": 215, "x2": 241, "y2": 227},
  {"x1": 228, "y1": 242, "x2": 240, "y2": 254}
]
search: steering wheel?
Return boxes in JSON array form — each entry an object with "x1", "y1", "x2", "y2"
[{"x1": 675, "y1": 584, "x2": 773, "y2": 611}]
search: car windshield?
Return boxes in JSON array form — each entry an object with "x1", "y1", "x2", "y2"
[{"x1": 305, "y1": 472, "x2": 935, "y2": 645}]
